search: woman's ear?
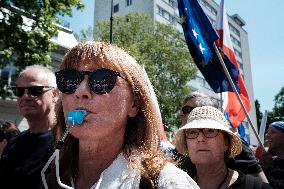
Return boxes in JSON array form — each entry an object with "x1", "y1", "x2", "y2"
[
  {"x1": 127, "y1": 100, "x2": 139, "y2": 117},
  {"x1": 224, "y1": 134, "x2": 230, "y2": 152}
]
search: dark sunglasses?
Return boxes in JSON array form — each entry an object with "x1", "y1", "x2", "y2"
[
  {"x1": 181, "y1": 105, "x2": 195, "y2": 114},
  {"x1": 184, "y1": 128, "x2": 219, "y2": 139},
  {"x1": 55, "y1": 69, "x2": 127, "y2": 95},
  {"x1": 11, "y1": 86, "x2": 54, "y2": 97}
]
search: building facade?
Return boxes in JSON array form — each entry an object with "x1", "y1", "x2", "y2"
[{"x1": 94, "y1": 0, "x2": 258, "y2": 144}]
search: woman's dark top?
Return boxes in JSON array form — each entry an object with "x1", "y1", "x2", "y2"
[{"x1": 228, "y1": 172, "x2": 272, "y2": 189}]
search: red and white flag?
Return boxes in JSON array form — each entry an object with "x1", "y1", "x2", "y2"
[{"x1": 215, "y1": 0, "x2": 251, "y2": 127}]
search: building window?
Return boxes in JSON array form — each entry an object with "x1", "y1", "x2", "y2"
[
  {"x1": 200, "y1": 0, "x2": 217, "y2": 16},
  {"x1": 169, "y1": 16, "x2": 177, "y2": 25},
  {"x1": 229, "y1": 23, "x2": 240, "y2": 37},
  {"x1": 230, "y1": 35, "x2": 241, "y2": 47},
  {"x1": 162, "y1": 0, "x2": 177, "y2": 8},
  {"x1": 0, "y1": 62, "x2": 17, "y2": 87},
  {"x1": 157, "y1": 6, "x2": 176, "y2": 24},
  {"x1": 126, "y1": 0, "x2": 132, "y2": 6},
  {"x1": 113, "y1": 4, "x2": 119, "y2": 13},
  {"x1": 169, "y1": 0, "x2": 177, "y2": 8},
  {"x1": 238, "y1": 61, "x2": 244, "y2": 70},
  {"x1": 158, "y1": 6, "x2": 169, "y2": 19},
  {"x1": 233, "y1": 48, "x2": 242, "y2": 58}
]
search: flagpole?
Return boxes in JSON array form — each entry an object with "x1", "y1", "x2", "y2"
[
  {"x1": 110, "y1": 0, "x2": 113, "y2": 44},
  {"x1": 213, "y1": 44, "x2": 265, "y2": 150}
]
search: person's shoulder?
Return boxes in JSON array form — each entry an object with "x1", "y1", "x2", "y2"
[
  {"x1": 157, "y1": 163, "x2": 199, "y2": 189},
  {"x1": 243, "y1": 174, "x2": 272, "y2": 189},
  {"x1": 273, "y1": 157, "x2": 284, "y2": 164},
  {"x1": 39, "y1": 130, "x2": 53, "y2": 139},
  {"x1": 0, "y1": 130, "x2": 28, "y2": 158},
  {"x1": 5, "y1": 130, "x2": 28, "y2": 146},
  {"x1": 228, "y1": 139, "x2": 262, "y2": 175}
]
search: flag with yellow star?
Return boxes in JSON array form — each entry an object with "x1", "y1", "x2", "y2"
[{"x1": 177, "y1": 0, "x2": 239, "y2": 93}]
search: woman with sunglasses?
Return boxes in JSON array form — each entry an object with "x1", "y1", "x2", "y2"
[
  {"x1": 175, "y1": 106, "x2": 271, "y2": 189},
  {"x1": 45, "y1": 41, "x2": 199, "y2": 189}
]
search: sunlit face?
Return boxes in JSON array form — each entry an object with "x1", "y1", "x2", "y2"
[
  {"x1": 186, "y1": 129, "x2": 229, "y2": 165},
  {"x1": 16, "y1": 69, "x2": 56, "y2": 120},
  {"x1": 62, "y1": 63, "x2": 138, "y2": 141},
  {"x1": 180, "y1": 98, "x2": 197, "y2": 127},
  {"x1": 266, "y1": 128, "x2": 284, "y2": 152}
]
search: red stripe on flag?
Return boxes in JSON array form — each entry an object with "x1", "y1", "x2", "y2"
[{"x1": 215, "y1": 0, "x2": 251, "y2": 128}]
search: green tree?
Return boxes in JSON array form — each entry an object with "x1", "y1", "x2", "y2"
[
  {"x1": 92, "y1": 13, "x2": 197, "y2": 135},
  {"x1": 267, "y1": 86, "x2": 284, "y2": 125},
  {"x1": 0, "y1": 0, "x2": 84, "y2": 98},
  {"x1": 75, "y1": 26, "x2": 93, "y2": 42},
  {"x1": 255, "y1": 99, "x2": 263, "y2": 130},
  {"x1": 273, "y1": 87, "x2": 284, "y2": 120}
]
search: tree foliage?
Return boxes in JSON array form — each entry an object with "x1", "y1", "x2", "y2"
[
  {"x1": 255, "y1": 99, "x2": 263, "y2": 130},
  {"x1": 267, "y1": 86, "x2": 284, "y2": 125},
  {"x1": 91, "y1": 13, "x2": 197, "y2": 135},
  {"x1": 0, "y1": 0, "x2": 84, "y2": 98},
  {"x1": 75, "y1": 26, "x2": 93, "y2": 42}
]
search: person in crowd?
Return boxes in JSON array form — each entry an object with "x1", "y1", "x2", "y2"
[
  {"x1": 175, "y1": 106, "x2": 272, "y2": 189},
  {"x1": 261, "y1": 121, "x2": 284, "y2": 189},
  {"x1": 0, "y1": 120, "x2": 20, "y2": 156},
  {"x1": 162, "y1": 91, "x2": 268, "y2": 183},
  {"x1": 162, "y1": 91, "x2": 216, "y2": 176},
  {"x1": 0, "y1": 65, "x2": 59, "y2": 189},
  {"x1": 45, "y1": 41, "x2": 199, "y2": 189}
]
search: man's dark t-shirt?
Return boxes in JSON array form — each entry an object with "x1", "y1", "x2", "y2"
[
  {"x1": 265, "y1": 158, "x2": 284, "y2": 189},
  {"x1": 0, "y1": 130, "x2": 53, "y2": 189}
]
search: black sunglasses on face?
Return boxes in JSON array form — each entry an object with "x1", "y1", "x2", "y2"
[
  {"x1": 11, "y1": 86, "x2": 54, "y2": 97},
  {"x1": 184, "y1": 128, "x2": 219, "y2": 139},
  {"x1": 181, "y1": 105, "x2": 195, "y2": 114},
  {"x1": 55, "y1": 69, "x2": 127, "y2": 95}
]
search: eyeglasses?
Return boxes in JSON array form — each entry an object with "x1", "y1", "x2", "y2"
[
  {"x1": 181, "y1": 105, "x2": 195, "y2": 114},
  {"x1": 11, "y1": 86, "x2": 54, "y2": 97},
  {"x1": 184, "y1": 128, "x2": 219, "y2": 139},
  {"x1": 55, "y1": 69, "x2": 127, "y2": 95}
]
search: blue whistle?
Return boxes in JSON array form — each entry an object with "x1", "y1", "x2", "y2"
[{"x1": 67, "y1": 110, "x2": 87, "y2": 125}]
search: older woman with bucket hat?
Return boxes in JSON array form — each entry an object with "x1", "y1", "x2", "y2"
[{"x1": 175, "y1": 106, "x2": 271, "y2": 189}]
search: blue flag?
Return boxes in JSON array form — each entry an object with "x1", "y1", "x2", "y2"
[
  {"x1": 177, "y1": 0, "x2": 239, "y2": 93},
  {"x1": 237, "y1": 123, "x2": 246, "y2": 139}
]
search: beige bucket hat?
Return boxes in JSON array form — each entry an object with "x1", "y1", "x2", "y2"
[{"x1": 175, "y1": 106, "x2": 242, "y2": 158}]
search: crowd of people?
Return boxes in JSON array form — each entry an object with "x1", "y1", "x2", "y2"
[{"x1": 0, "y1": 41, "x2": 283, "y2": 189}]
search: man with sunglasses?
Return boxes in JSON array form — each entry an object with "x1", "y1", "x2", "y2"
[
  {"x1": 0, "y1": 65, "x2": 59, "y2": 189},
  {"x1": 180, "y1": 91, "x2": 216, "y2": 127}
]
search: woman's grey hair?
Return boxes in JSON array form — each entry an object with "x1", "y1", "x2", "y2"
[
  {"x1": 183, "y1": 91, "x2": 218, "y2": 108},
  {"x1": 18, "y1": 65, "x2": 57, "y2": 88}
]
